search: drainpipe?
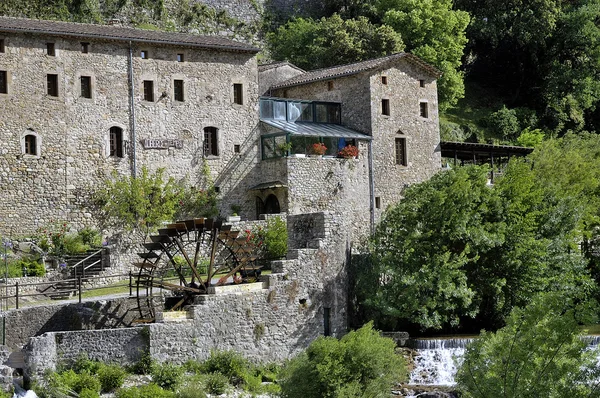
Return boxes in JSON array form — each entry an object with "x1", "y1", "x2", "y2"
[
  {"x1": 368, "y1": 140, "x2": 375, "y2": 234},
  {"x1": 128, "y1": 42, "x2": 137, "y2": 177}
]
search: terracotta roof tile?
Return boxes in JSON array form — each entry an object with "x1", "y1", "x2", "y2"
[
  {"x1": 0, "y1": 16, "x2": 259, "y2": 53},
  {"x1": 271, "y1": 53, "x2": 442, "y2": 89}
]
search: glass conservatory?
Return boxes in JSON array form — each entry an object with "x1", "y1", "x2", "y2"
[{"x1": 259, "y1": 97, "x2": 371, "y2": 160}]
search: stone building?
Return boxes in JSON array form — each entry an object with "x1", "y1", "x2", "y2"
[{"x1": 0, "y1": 17, "x2": 441, "y2": 239}]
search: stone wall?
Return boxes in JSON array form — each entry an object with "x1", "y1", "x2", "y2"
[
  {"x1": 25, "y1": 327, "x2": 146, "y2": 380},
  {"x1": 1, "y1": 296, "x2": 141, "y2": 349},
  {"x1": 0, "y1": 30, "x2": 260, "y2": 237}
]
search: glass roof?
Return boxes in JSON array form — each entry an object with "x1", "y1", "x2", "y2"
[{"x1": 261, "y1": 120, "x2": 372, "y2": 140}]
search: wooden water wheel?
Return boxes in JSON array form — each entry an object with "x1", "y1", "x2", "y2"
[{"x1": 133, "y1": 218, "x2": 260, "y2": 322}]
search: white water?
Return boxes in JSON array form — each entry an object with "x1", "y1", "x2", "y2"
[{"x1": 409, "y1": 337, "x2": 475, "y2": 386}]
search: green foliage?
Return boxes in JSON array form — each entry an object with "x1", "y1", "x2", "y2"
[
  {"x1": 368, "y1": 161, "x2": 596, "y2": 331},
  {"x1": 150, "y1": 363, "x2": 182, "y2": 391},
  {"x1": 378, "y1": 0, "x2": 470, "y2": 109},
  {"x1": 267, "y1": 14, "x2": 404, "y2": 70},
  {"x1": 129, "y1": 351, "x2": 154, "y2": 375},
  {"x1": 203, "y1": 350, "x2": 249, "y2": 386},
  {"x1": 457, "y1": 293, "x2": 600, "y2": 398},
  {"x1": 486, "y1": 105, "x2": 520, "y2": 140},
  {"x1": 77, "y1": 227, "x2": 102, "y2": 247},
  {"x1": 98, "y1": 363, "x2": 127, "y2": 392},
  {"x1": 45, "y1": 369, "x2": 101, "y2": 396},
  {"x1": 279, "y1": 322, "x2": 405, "y2": 398},
  {"x1": 72, "y1": 354, "x2": 101, "y2": 374},
  {"x1": 517, "y1": 128, "x2": 545, "y2": 147},
  {"x1": 204, "y1": 372, "x2": 230, "y2": 395},
  {"x1": 7, "y1": 257, "x2": 45, "y2": 277},
  {"x1": 116, "y1": 383, "x2": 175, "y2": 398},
  {"x1": 93, "y1": 167, "x2": 182, "y2": 239},
  {"x1": 262, "y1": 216, "x2": 288, "y2": 258},
  {"x1": 176, "y1": 381, "x2": 208, "y2": 398}
]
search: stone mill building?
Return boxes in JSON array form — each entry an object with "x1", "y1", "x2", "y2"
[{"x1": 0, "y1": 16, "x2": 442, "y2": 378}]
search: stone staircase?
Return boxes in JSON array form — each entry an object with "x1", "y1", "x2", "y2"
[{"x1": 41, "y1": 249, "x2": 106, "y2": 299}]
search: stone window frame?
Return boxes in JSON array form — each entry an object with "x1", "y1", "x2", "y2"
[
  {"x1": 81, "y1": 42, "x2": 90, "y2": 53},
  {"x1": 0, "y1": 70, "x2": 10, "y2": 95},
  {"x1": 419, "y1": 79, "x2": 425, "y2": 88},
  {"x1": 172, "y1": 75, "x2": 185, "y2": 103},
  {"x1": 381, "y1": 76, "x2": 388, "y2": 85},
  {"x1": 104, "y1": 123, "x2": 127, "y2": 159},
  {"x1": 140, "y1": 74, "x2": 158, "y2": 104},
  {"x1": 46, "y1": 42, "x2": 56, "y2": 56},
  {"x1": 176, "y1": 52, "x2": 185, "y2": 63},
  {"x1": 20, "y1": 130, "x2": 42, "y2": 159},
  {"x1": 419, "y1": 101, "x2": 429, "y2": 119},
  {"x1": 45, "y1": 72, "x2": 61, "y2": 99},
  {"x1": 232, "y1": 81, "x2": 244, "y2": 106},
  {"x1": 375, "y1": 196, "x2": 381, "y2": 209},
  {"x1": 141, "y1": 50, "x2": 149, "y2": 59},
  {"x1": 327, "y1": 81, "x2": 334, "y2": 91},
  {"x1": 77, "y1": 71, "x2": 95, "y2": 101},
  {"x1": 203, "y1": 126, "x2": 220, "y2": 157},
  {"x1": 0, "y1": 38, "x2": 5, "y2": 53},
  {"x1": 382, "y1": 98, "x2": 390, "y2": 116}
]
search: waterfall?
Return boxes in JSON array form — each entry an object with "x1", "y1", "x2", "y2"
[{"x1": 408, "y1": 337, "x2": 475, "y2": 386}]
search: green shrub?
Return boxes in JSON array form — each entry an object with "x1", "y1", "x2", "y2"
[
  {"x1": 256, "y1": 363, "x2": 281, "y2": 383},
  {"x1": 176, "y1": 382, "x2": 208, "y2": 398},
  {"x1": 116, "y1": 383, "x2": 175, "y2": 398},
  {"x1": 487, "y1": 105, "x2": 520, "y2": 141},
  {"x1": 182, "y1": 359, "x2": 204, "y2": 374},
  {"x1": 204, "y1": 372, "x2": 229, "y2": 395},
  {"x1": 129, "y1": 351, "x2": 154, "y2": 375},
  {"x1": 203, "y1": 350, "x2": 249, "y2": 386},
  {"x1": 72, "y1": 354, "x2": 101, "y2": 374},
  {"x1": 98, "y1": 363, "x2": 127, "y2": 392},
  {"x1": 78, "y1": 388, "x2": 100, "y2": 398},
  {"x1": 72, "y1": 372, "x2": 101, "y2": 394},
  {"x1": 278, "y1": 322, "x2": 405, "y2": 398},
  {"x1": 7, "y1": 257, "x2": 46, "y2": 277},
  {"x1": 263, "y1": 216, "x2": 287, "y2": 259},
  {"x1": 151, "y1": 363, "x2": 182, "y2": 391},
  {"x1": 77, "y1": 227, "x2": 102, "y2": 247}
]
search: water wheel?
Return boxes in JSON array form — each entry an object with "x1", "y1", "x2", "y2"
[{"x1": 133, "y1": 218, "x2": 260, "y2": 322}]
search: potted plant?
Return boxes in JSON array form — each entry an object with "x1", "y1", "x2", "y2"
[
  {"x1": 338, "y1": 145, "x2": 359, "y2": 159},
  {"x1": 277, "y1": 141, "x2": 293, "y2": 157},
  {"x1": 309, "y1": 142, "x2": 327, "y2": 157},
  {"x1": 227, "y1": 205, "x2": 241, "y2": 222}
]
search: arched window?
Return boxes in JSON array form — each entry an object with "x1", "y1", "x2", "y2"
[
  {"x1": 24, "y1": 134, "x2": 37, "y2": 155},
  {"x1": 264, "y1": 194, "x2": 280, "y2": 214},
  {"x1": 109, "y1": 126, "x2": 123, "y2": 157},
  {"x1": 255, "y1": 197, "x2": 265, "y2": 218},
  {"x1": 204, "y1": 127, "x2": 218, "y2": 156}
]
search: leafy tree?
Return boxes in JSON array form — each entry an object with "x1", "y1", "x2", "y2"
[
  {"x1": 516, "y1": 128, "x2": 544, "y2": 147},
  {"x1": 93, "y1": 167, "x2": 182, "y2": 240},
  {"x1": 368, "y1": 162, "x2": 595, "y2": 331},
  {"x1": 457, "y1": 293, "x2": 600, "y2": 398},
  {"x1": 267, "y1": 14, "x2": 404, "y2": 71},
  {"x1": 279, "y1": 322, "x2": 406, "y2": 398},
  {"x1": 378, "y1": 0, "x2": 470, "y2": 109}
]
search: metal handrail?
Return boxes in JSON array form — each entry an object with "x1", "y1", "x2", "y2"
[{"x1": 69, "y1": 249, "x2": 102, "y2": 270}]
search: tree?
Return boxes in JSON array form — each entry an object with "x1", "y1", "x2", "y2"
[
  {"x1": 378, "y1": 0, "x2": 470, "y2": 109},
  {"x1": 278, "y1": 322, "x2": 406, "y2": 398},
  {"x1": 267, "y1": 14, "x2": 404, "y2": 71},
  {"x1": 457, "y1": 293, "x2": 600, "y2": 398},
  {"x1": 367, "y1": 162, "x2": 595, "y2": 331},
  {"x1": 93, "y1": 167, "x2": 182, "y2": 241}
]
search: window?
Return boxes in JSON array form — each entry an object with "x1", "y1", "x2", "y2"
[
  {"x1": 80, "y1": 76, "x2": 92, "y2": 99},
  {"x1": 47, "y1": 74, "x2": 58, "y2": 97},
  {"x1": 395, "y1": 137, "x2": 407, "y2": 166},
  {"x1": 382, "y1": 99, "x2": 390, "y2": 116},
  {"x1": 327, "y1": 81, "x2": 334, "y2": 91},
  {"x1": 0, "y1": 71, "x2": 7, "y2": 94},
  {"x1": 234, "y1": 144, "x2": 240, "y2": 153},
  {"x1": 419, "y1": 79, "x2": 425, "y2": 88},
  {"x1": 420, "y1": 102, "x2": 428, "y2": 118},
  {"x1": 381, "y1": 76, "x2": 388, "y2": 85},
  {"x1": 81, "y1": 42, "x2": 89, "y2": 53},
  {"x1": 141, "y1": 50, "x2": 148, "y2": 59},
  {"x1": 24, "y1": 134, "x2": 37, "y2": 156},
  {"x1": 375, "y1": 197, "x2": 381, "y2": 209},
  {"x1": 204, "y1": 127, "x2": 218, "y2": 156},
  {"x1": 0, "y1": 39, "x2": 4, "y2": 53},
  {"x1": 143, "y1": 80, "x2": 154, "y2": 102},
  {"x1": 177, "y1": 53, "x2": 184, "y2": 62},
  {"x1": 173, "y1": 79, "x2": 184, "y2": 102},
  {"x1": 109, "y1": 127, "x2": 123, "y2": 157},
  {"x1": 233, "y1": 83, "x2": 243, "y2": 105},
  {"x1": 46, "y1": 43, "x2": 55, "y2": 56}
]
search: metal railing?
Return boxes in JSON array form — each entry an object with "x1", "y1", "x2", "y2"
[{"x1": 0, "y1": 272, "x2": 133, "y2": 310}]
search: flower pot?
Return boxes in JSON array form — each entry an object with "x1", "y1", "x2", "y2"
[
  {"x1": 309, "y1": 154, "x2": 323, "y2": 159},
  {"x1": 227, "y1": 215, "x2": 241, "y2": 222}
]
